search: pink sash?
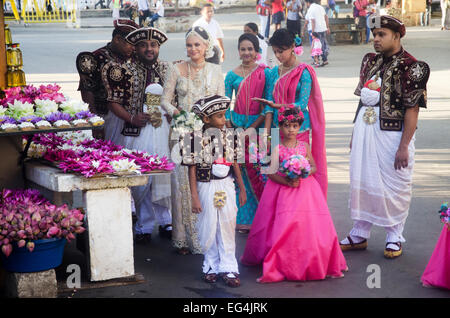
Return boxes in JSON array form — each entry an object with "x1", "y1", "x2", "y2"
[
  {"x1": 273, "y1": 64, "x2": 328, "y2": 199},
  {"x1": 234, "y1": 64, "x2": 267, "y2": 116}
]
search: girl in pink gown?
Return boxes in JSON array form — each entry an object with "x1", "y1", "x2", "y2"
[
  {"x1": 421, "y1": 203, "x2": 450, "y2": 290},
  {"x1": 240, "y1": 106, "x2": 348, "y2": 283}
]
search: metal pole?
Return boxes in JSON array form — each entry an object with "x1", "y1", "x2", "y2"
[{"x1": 0, "y1": 0, "x2": 7, "y2": 90}]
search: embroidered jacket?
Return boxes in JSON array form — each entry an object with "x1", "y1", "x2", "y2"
[
  {"x1": 354, "y1": 48, "x2": 430, "y2": 131},
  {"x1": 76, "y1": 44, "x2": 128, "y2": 115},
  {"x1": 180, "y1": 127, "x2": 244, "y2": 182}
]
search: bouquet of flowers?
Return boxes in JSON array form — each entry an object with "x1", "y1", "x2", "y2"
[
  {"x1": 171, "y1": 110, "x2": 204, "y2": 135},
  {"x1": 438, "y1": 202, "x2": 449, "y2": 225},
  {"x1": 0, "y1": 189, "x2": 85, "y2": 257},
  {"x1": 278, "y1": 154, "x2": 311, "y2": 179}
]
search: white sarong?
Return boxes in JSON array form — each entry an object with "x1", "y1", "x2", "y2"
[
  {"x1": 196, "y1": 175, "x2": 239, "y2": 274},
  {"x1": 349, "y1": 106, "x2": 415, "y2": 227}
]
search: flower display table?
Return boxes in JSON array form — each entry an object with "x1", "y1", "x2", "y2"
[{"x1": 24, "y1": 161, "x2": 168, "y2": 282}]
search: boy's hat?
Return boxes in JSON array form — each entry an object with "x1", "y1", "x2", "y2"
[{"x1": 192, "y1": 95, "x2": 230, "y2": 117}]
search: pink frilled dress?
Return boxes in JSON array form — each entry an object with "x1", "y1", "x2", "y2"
[
  {"x1": 421, "y1": 224, "x2": 450, "y2": 290},
  {"x1": 240, "y1": 142, "x2": 348, "y2": 282}
]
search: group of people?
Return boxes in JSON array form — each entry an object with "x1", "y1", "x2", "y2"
[{"x1": 75, "y1": 11, "x2": 447, "y2": 290}]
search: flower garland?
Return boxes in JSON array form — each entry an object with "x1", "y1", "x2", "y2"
[{"x1": 29, "y1": 133, "x2": 175, "y2": 178}]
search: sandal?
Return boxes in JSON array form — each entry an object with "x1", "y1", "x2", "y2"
[
  {"x1": 384, "y1": 242, "x2": 402, "y2": 259},
  {"x1": 221, "y1": 272, "x2": 241, "y2": 287},
  {"x1": 203, "y1": 270, "x2": 218, "y2": 283},
  {"x1": 340, "y1": 236, "x2": 368, "y2": 251},
  {"x1": 237, "y1": 229, "x2": 250, "y2": 234}
]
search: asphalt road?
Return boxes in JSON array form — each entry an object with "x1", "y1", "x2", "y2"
[{"x1": 8, "y1": 12, "x2": 450, "y2": 298}]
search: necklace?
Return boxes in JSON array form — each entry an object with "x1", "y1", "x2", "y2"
[
  {"x1": 278, "y1": 59, "x2": 298, "y2": 105},
  {"x1": 188, "y1": 59, "x2": 206, "y2": 72},
  {"x1": 187, "y1": 60, "x2": 207, "y2": 109}
]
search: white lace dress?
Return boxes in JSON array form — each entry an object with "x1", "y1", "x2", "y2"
[{"x1": 161, "y1": 61, "x2": 225, "y2": 254}]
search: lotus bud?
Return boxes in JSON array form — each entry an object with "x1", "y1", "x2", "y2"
[
  {"x1": 61, "y1": 218, "x2": 70, "y2": 228},
  {"x1": 39, "y1": 221, "x2": 48, "y2": 230},
  {"x1": 3, "y1": 238, "x2": 9, "y2": 245},
  {"x1": 8, "y1": 231, "x2": 16, "y2": 238},
  {"x1": 31, "y1": 211, "x2": 41, "y2": 222},
  {"x1": 61, "y1": 229, "x2": 69, "y2": 236},
  {"x1": 17, "y1": 240, "x2": 26, "y2": 248},
  {"x1": 33, "y1": 227, "x2": 40, "y2": 236},
  {"x1": 66, "y1": 232, "x2": 75, "y2": 241},
  {"x1": 74, "y1": 226, "x2": 85, "y2": 234},
  {"x1": 2, "y1": 244, "x2": 12, "y2": 257},
  {"x1": 17, "y1": 230, "x2": 26, "y2": 239},
  {"x1": 5, "y1": 213, "x2": 14, "y2": 222},
  {"x1": 47, "y1": 226, "x2": 60, "y2": 237},
  {"x1": 0, "y1": 235, "x2": 3, "y2": 240},
  {"x1": 26, "y1": 241, "x2": 35, "y2": 252},
  {"x1": 25, "y1": 226, "x2": 32, "y2": 234},
  {"x1": 1, "y1": 230, "x2": 6, "y2": 236}
]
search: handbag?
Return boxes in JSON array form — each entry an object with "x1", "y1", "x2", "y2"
[{"x1": 256, "y1": 4, "x2": 271, "y2": 16}]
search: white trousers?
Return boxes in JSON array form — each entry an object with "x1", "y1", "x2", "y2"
[
  {"x1": 197, "y1": 177, "x2": 239, "y2": 274},
  {"x1": 259, "y1": 14, "x2": 270, "y2": 38},
  {"x1": 349, "y1": 220, "x2": 406, "y2": 243},
  {"x1": 133, "y1": 186, "x2": 172, "y2": 235}
]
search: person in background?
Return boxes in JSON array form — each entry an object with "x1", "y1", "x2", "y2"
[
  {"x1": 286, "y1": 0, "x2": 302, "y2": 37},
  {"x1": 193, "y1": 3, "x2": 226, "y2": 64},
  {"x1": 303, "y1": 0, "x2": 330, "y2": 67},
  {"x1": 354, "y1": 0, "x2": 369, "y2": 40},
  {"x1": 326, "y1": 0, "x2": 337, "y2": 18},
  {"x1": 271, "y1": 0, "x2": 285, "y2": 31},
  {"x1": 138, "y1": 0, "x2": 151, "y2": 26},
  {"x1": 256, "y1": 0, "x2": 272, "y2": 40},
  {"x1": 420, "y1": 0, "x2": 432, "y2": 26},
  {"x1": 440, "y1": 0, "x2": 450, "y2": 30},
  {"x1": 365, "y1": 0, "x2": 377, "y2": 44},
  {"x1": 149, "y1": 0, "x2": 164, "y2": 27}
]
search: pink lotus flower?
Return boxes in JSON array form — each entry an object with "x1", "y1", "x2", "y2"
[{"x1": 2, "y1": 244, "x2": 12, "y2": 257}]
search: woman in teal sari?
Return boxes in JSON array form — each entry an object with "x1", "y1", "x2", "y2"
[{"x1": 225, "y1": 33, "x2": 268, "y2": 234}]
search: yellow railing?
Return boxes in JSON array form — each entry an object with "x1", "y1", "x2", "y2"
[{"x1": 4, "y1": 0, "x2": 78, "y2": 24}]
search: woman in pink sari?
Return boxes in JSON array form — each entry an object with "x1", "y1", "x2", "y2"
[
  {"x1": 421, "y1": 203, "x2": 450, "y2": 290},
  {"x1": 242, "y1": 28, "x2": 347, "y2": 282},
  {"x1": 225, "y1": 33, "x2": 269, "y2": 234}
]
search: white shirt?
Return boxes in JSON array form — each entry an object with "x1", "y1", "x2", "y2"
[
  {"x1": 306, "y1": 3, "x2": 328, "y2": 32},
  {"x1": 138, "y1": 0, "x2": 149, "y2": 11},
  {"x1": 193, "y1": 17, "x2": 224, "y2": 46},
  {"x1": 155, "y1": 0, "x2": 164, "y2": 16}
]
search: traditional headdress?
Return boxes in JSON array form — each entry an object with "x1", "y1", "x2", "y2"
[
  {"x1": 192, "y1": 95, "x2": 230, "y2": 117},
  {"x1": 125, "y1": 27, "x2": 168, "y2": 46},
  {"x1": 369, "y1": 15, "x2": 406, "y2": 38},
  {"x1": 113, "y1": 19, "x2": 140, "y2": 37},
  {"x1": 278, "y1": 104, "x2": 304, "y2": 123},
  {"x1": 185, "y1": 26, "x2": 215, "y2": 59}
]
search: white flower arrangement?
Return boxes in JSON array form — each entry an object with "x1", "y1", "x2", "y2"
[
  {"x1": 6, "y1": 100, "x2": 35, "y2": 120},
  {"x1": 34, "y1": 99, "x2": 59, "y2": 117},
  {"x1": 59, "y1": 99, "x2": 89, "y2": 116},
  {"x1": 110, "y1": 159, "x2": 141, "y2": 175},
  {"x1": 171, "y1": 110, "x2": 204, "y2": 135},
  {"x1": 0, "y1": 106, "x2": 6, "y2": 116}
]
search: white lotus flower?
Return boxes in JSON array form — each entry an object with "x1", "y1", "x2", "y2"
[
  {"x1": 60, "y1": 99, "x2": 89, "y2": 115},
  {"x1": 35, "y1": 99, "x2": 58, "y2": 117}
]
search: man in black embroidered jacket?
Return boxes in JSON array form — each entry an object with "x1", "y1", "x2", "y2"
[{"x1": 340, "y1": 15, "x2": 430, "y2": 259}]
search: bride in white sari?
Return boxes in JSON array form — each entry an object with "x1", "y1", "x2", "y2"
[{"x1": 161, "y1": 26, "x2": 225, "y2": 255}]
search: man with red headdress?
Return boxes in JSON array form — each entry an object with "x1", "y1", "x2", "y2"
[{"x1": 340, "y1": 15, "x2": 430, "y2": 259}]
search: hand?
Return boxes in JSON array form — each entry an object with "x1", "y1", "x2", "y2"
[
  {"x1": 252, "y1": 98, "x2": 277, "y2": 109},
  {"x1": 172, "y1": 109, "x2": 180, "y2": 117},
  {"x1": 239, "y1": 190, "x2": 247, "y2": 207},
  {"x1": 191, "y1": 196, "x2": 202, "y2": 214},
  {"x1": 131, "y1": 112, "x2": 151, "y2": 127},
  {"x1": 394, "y1": 146, "x2": 409, "y2": 170},
  {"x1": 326, "y1": 28, "x2": 331, "y2": 35},
  {"x1": 164, "y1": 113, "x2": 172, "y2": 124},
  {"x1": 220, "y1": 52, "x2": 225, "y2": 63},
  {"x1": 287, "y1": 178, "x2": 300, "y2": 188},
  {"x1": 139, "y1": 10, "x2": 143, "y2": 16}
]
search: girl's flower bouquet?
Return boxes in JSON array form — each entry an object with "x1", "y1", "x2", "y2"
[
  {"x1": 438, "y1": 202, "x2": 449, "y2": 225},
  {"x1": 279, "y1": 154, "x2": 311, "y2": 179},
  {"x1": 171, "y1": 110, "x2": 204, "y2": 135},
  {"x1": 0, "y1": 189, "x2": 85, "y2": 257}
]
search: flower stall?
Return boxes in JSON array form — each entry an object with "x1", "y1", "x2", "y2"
[{"x1": 0, "y1": 9, "x2": 175, "y2": 296}]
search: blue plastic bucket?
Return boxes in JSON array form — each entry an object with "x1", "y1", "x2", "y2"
[{"x1": 0, "y1": 238, "x2": 67, "y2": 273}]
